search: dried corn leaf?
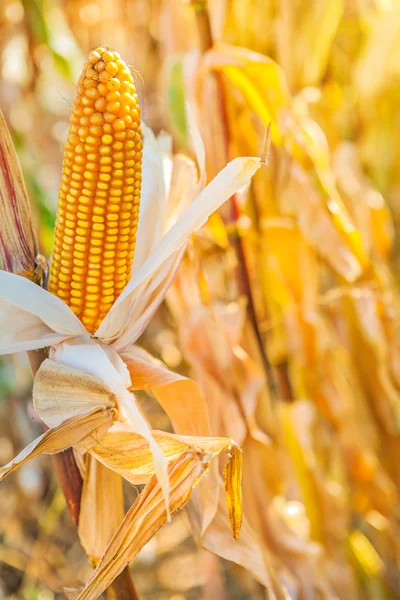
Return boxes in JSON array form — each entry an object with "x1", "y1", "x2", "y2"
[
  {"x1": 297, "y1": 0, "x2": 343, "y2": 87},
  {"x1": 0, "y1": 408, "x2": 112, "y2": 481},
  {"x1": 77, "y1": 452, "x2": 207, "y2": 600},
  {"x1": 262, "y1": 220, "x2": 317, "y2": 308},
  {"x1": 188, "y1": 493, "x2": 286, "y2": 599},
  {"x1": 290, "y1": 165, "x2": 365, "y2": 281},
  {"x1": 201, "y1": 43, "x2": 291, "y2": 142},
  {"x1": 122, "y1": 345, "x2": 211, "y2": 436},
  {"x1": 333, "y1": 143, "x2": 394, "y2": 259},
  {"x1": 78, "y1": 456, "x2": 125, "y2": 565},
  {"x1": 348, "y1": 530, "x2": 384, "y2": 578},
  {"x1": 223, "y1": 444, "x2": 242, "y2": 539},
  {"x1": 0, "y1": 108, "x2": 38, "y2": 278},
  {"x1": 276, "y1": 0, "x2": 343, "y2": 89},
  {"x1": 281, "y1": 403, "x2": 323, "y2": 541},
  {"x1": 88, "y1": 428, "x2": 238, "y2": 486},
  {"x1": 346, "y1": 290, "x2": 400, "y2": 434}
]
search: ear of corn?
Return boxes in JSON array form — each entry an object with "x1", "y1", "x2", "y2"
[{"x1": 48, "y1": 47, "x2": 143, "y2": 333}]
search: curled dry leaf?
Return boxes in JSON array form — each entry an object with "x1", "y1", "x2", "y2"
[
  {"x1": 87, "y1": 427, "x2": 243, "y2": 541},
  {"x1": 0, "y1": 109, "x2": 38, "y2": 278},
  {"x1": 123, "y1": 345, "x2": 211, "y2": 437},
  {"x1": 77, "y1": 452, "x2": 207, "y2": 600},
  {"x1": 223, "y1": 444, "x2": 242, "y2": 539},
  {"x1": 0, "y1": 409, "x2": 112, "y2": 482}
]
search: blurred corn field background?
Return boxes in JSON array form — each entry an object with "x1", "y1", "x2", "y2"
[{"x1": 2, "y1": 0, "x2": 400, "y2": 598}]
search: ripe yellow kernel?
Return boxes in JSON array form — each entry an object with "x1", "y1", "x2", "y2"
[
  {"x1": 81, "y1": 96, "x2": 92, "y2": 107},
  {"x1": 90, "y1": 112, "x2": 104, "y2": 125},
  {"x1": 85, "y1": 67, "x2": 96, "y2": 78},
  {"x1": 80, "y1": 116, "x2": 91, "y2": 127},
  {"x1": 102, "y1": 50, "x2": 114, "y2": 63},
  {"x1": 99, "y1": 71, "x2": 112, "y2": 83},
  {"x1": 98, "y1": 83, "x2": 109, "y2": 97},
  {"x1": 85, "y1": 87, "x2": 100, "y2": 100},
  {"x1": 95, "y1": 97, "x2": 107, "y2": 112},
  {"x1": 113, "y1": 119, "x2": 125, "y2": 131},
  {"x1": 94, "y1": 60, "x2": 105, "y2": 72},
  {"x1": 49, "y1": 47, "x2": 143, "y2": 334},
  {"x1": 104, "y1": 111, "x2": 117, "y2": 123},
  {"x1": 86, "y1": 135, "x2": 101, "y2": 146},
  {"x1": 106, "y1": 90, "x2": 120, "y2": 103},
  {"x1": 88, "y1": 50, "x2": 101, "y2": 63},
  {"x1": 107, "y1": 78, "x2": 120, "y2": 91},
  {"x1": 105, "y1": 61, "x2": 118, "y2": 76},
  {"x1": 106, "y1": 102, "x2": 120, "y2": 113},
  {"x1": 102, "y1": 134, "x2": 113, "y2": 145},
  {"x1": 99, "y1": 145, "x2": 112, "y2": 155},
  {"x1": 89, "y1": 125, "x2": 103, "y2": 136}
]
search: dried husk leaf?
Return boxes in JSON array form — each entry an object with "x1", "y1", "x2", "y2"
[
  {"x1": 201, "y1": 43, "x2": 291, "y2": 142},
  {"x1": 122, "y1": 345, "x2": 211, "y2": 436},
  {"x1": 0, "y1": 408, "x2": 112, "y2": 481},
  {"x1": 290, "y1": 0, "x2": 343, "y2": 87},
  {"x1": 78, "y1": 456, "x2": 125, "y2": 565},
  {"x1": 333, "y1": 143, "x2": 394, "y2": 259},
  {"x1": 77, "y1": 452, "x2": 206, "y2": 600},
  {"x1": 88, "y1": 429, "x2": 196, "y2": 484},
  {"x1": 345, "y1": 289, "x2": 400, "y2": 434},
  {"x1": 33, "y1": 359, "x2": 116, "y2": 428},
  {"x1": 97, "y1": 155, "x2": 261, "y2": 345},
  {"x1": 0, "y1": 271, "x2": 87, "y2": 356},
  {"x1": 88, "y1": 428, "x2": 237, "y2": 487},
  {"x1": 290, "y1": 164, "x2": 365, "y2": 282},
  {"x1": 0, "y1": 108, "x2": 38, "y2": 278},
  {"x1": 188, "y1": 493, "x2": 287, "y2": 600},
  {"x1": 53, "y1": 341, "x2": 171, "y2": 516},
  {"x1": 223, "y1": 443, "x2": 242, "y2": 539},
  {"x1": 123, "y1": 345, "x2": 221, "y2": 532}
]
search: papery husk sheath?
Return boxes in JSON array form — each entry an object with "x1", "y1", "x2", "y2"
[{"x1": 0, "y1": 109, "x2": 39, "y2": 278}]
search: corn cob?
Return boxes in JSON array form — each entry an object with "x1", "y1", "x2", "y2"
[{"x1": 48, "y1": 47, "x2": 143, "y2": 333}]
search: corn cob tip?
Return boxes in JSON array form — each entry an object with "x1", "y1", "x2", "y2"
[{"x1": 48, "y1": 48, "x2": 143, "y2": 333}]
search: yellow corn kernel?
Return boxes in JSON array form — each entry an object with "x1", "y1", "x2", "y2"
[{"x1": 48, "y1": 47, "x2": 143, "y2": 334}]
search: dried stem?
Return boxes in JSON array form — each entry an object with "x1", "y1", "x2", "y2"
[
  {"x1": 192, "y1": 2, "x2": 276, "y2": 392},
  {"x1": 27, "y1": 348, "x2": 138, "y2": 598}
]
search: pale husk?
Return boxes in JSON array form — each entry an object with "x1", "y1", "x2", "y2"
[
  {"x1": 33, "y1": 359, "x2": 116, "y2": 428},
  {"x1": 78, "y1": 457, "x2": 125, "y2": 565},
  {"x1": 77, "y1": 452, "x2": 207, "y2": 600}
]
